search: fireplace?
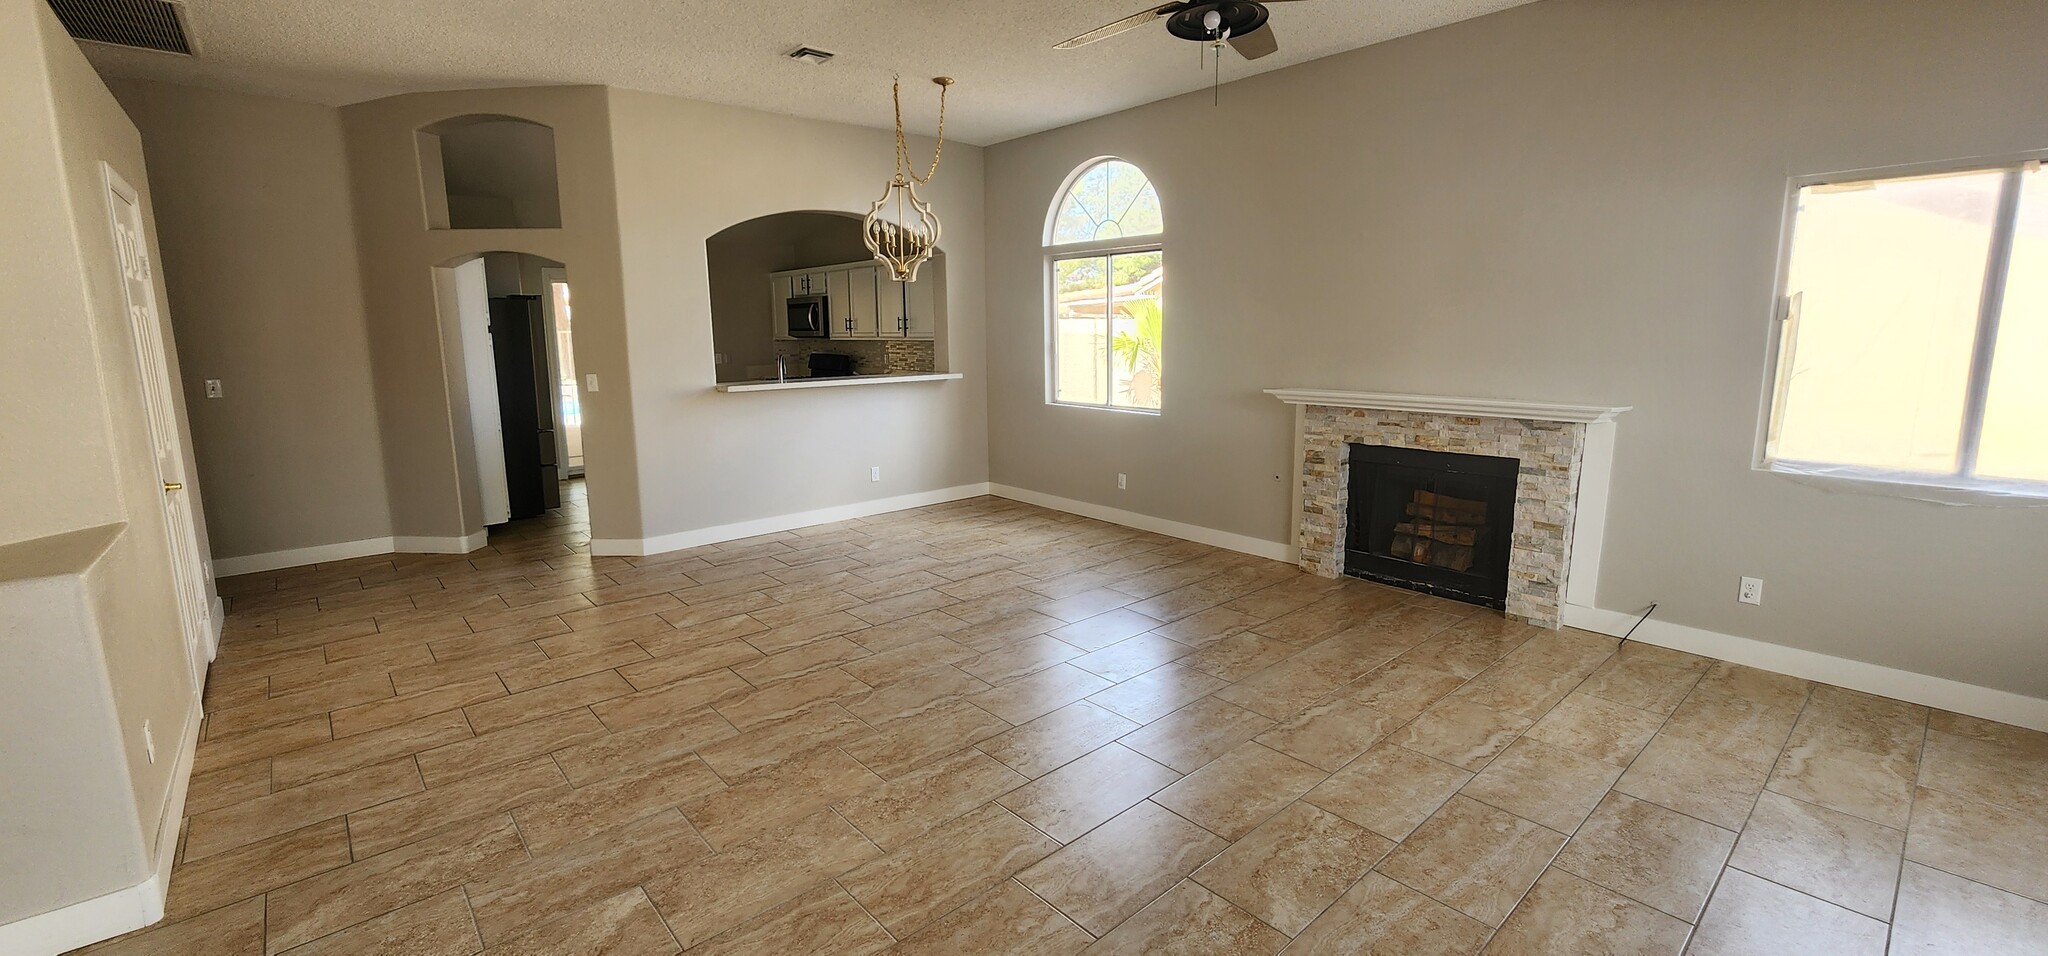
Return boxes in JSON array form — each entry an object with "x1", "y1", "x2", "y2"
[{"x1": 1345, "y1": 443, "x2": 1518, "y2": 609}]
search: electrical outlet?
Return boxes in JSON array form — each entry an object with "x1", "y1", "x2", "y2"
[
  {"x1": 714, "y1": 353, "x2": 727, "y2": 365},
  {"x1": 1117, "y1": 473, "x2": 1127, "y2": 490},
  {"x1": 585, "y1": 373, "x2": 600, "y2": 392},
  {"x1": 870, "y1": 466, "x2": 881, "y2": 482},
  {"x1": 1738, "y1": 577, "x2": 1764, "y2": 606},
  {"x1": 143, "y1": 720, "x2": 156, "y2": 764},
  {"x1": 204, "y1": 379, "x2": 224, "y2": 399}
]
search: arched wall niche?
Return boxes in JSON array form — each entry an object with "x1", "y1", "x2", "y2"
[{"x1": 418, "y1": 114, "x2": 563, "y2": 230}]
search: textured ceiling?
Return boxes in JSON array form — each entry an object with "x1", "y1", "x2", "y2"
[{"x1": 79, "y1": 0, "x2": 1539, "y2": 144}]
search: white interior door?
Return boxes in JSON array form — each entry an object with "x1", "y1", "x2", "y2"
[
  {"x1": 437, "y1": 259, "x2": 510, "y2": 525},
  {"x1": 103, "y1": 165, "x2": 215, "y2": 680}
]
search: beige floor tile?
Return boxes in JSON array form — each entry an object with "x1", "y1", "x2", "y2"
[
  {"x1": 185, "y1": 761, "x2": 271, "y2": 816},
  {"x1": 694, "y1": 703, "x2": 873, "y2": 779},
  {"x1": 1524, "y1": 692, "x2": 1664, "y2": 767},
  {"x1": 552, "y1": 705, "x2": 738, "y2": 786},
  {"x1": 1305, "y1": 743, "x2": 1472, "y2": 841},
  {"x1": 158, "y1": 820, "x2": 352, "y2": 923},
  {"x1": 264, "y1": 813, "x2": 524, "y2": 952},
  {"x1": 206, "y1": 672, "x2": 394, "y2": 739},
  {"x1": 642, "y1": 808, "x2": 879, "y2": 949},
  {"x1": 345, "y1": 757, "x2": 567, "y2": 858},
  {"x1": 1191, "y1": 802, "x2": 1392, "y2": 935},
  {"x1": 1377, "y1": 795, "x2": 1565, "y2": 927},
  {"x1": 480, "y1": 887, "x2": 681, "y2": 955},
  {"x1": 464, "y1": 671, "x2": 630, "y2": 736},
  {"x1": 713, "y1": 668, "x2": 873, "y2": 729},
  {"x1": 466, "y1": 810, "x2": 700, "y2": 945},
  {"x1": 1177, "y1": 632, "x2": 1300, "y2": 682},
  {"x1": 970, "y1": 663, "x2": 1114, "y2": 724},
  {"x1": 269, "y1": 710, "x2": 472, "y2": 790},
  {"x1": 328, "y1": 674, "x2": 505, "y2": 738},
  {"x1": 836, "y1": 747, "x2": 1028, "y2": 849},
  {"x1": 1890, "y1": 861, "x2": 2048, "y2": 955},
  {"x1": 1393, "y1": 625, "x2": 1528, "y2": 679},
  {"x1": 1120, "y1": 696, "x2": 1275, "y2": 773},
  {"x1": 1082, "y1": 880, "x2": 1289, "y2": 955},
  {"x1": 614, "y1": 644, "x2": 760, "y2": 695},
  {"x1": 1767, "y1": 711, "x2": 1920, "y2": 829},
  {"x1": 841, "y1": 697, "x2": 1010, "y2": 779},
  {"x1": 1207, "y1": 651, "x2": 1363, "y2": 721},
  {"x1": 890, "y1": 878, "x2": 1090, "y2": 956},
  {"x1": 79, "y1": 895, "x2": 265, "y2": 956},
  {"x1": 191, "y1": 715, "x2": 332, "y2": 776},
  {"x1": 1917, "y1": 726, "x2": 2048, "y2": 815},
  {"x1": 1254, "y1": 697, "x2": 1403, "y2": 772},
  {"x1": 416, "y1": 707, "x2": 607, "y2": 786},
  {"x1": 1392, "y1": 697, "x2": 1533, "y2": 772},
  {"x1": 1461, "y1": 736, "x2": 1624, "y2": 834},
  {"x1": 840, "y1": 802, "x2": 1059, "y2": 936},
  {"x1": 1554, "y1": 791, "x2": 1736, "y2": 922},
  {"x1": 1482, "y1": 868, "x2": 1689, "y2": 955},
  {"x1": 1017, "y1": 800, "x2": 1226, "y2": 935},
  {"x1": 836, "y1": 635, "x2": 976, "y2": 686},
  {"x1": 1906, "y1": 785, "x2": 2048, "y2": 903},
  {"x1": 279, "y1": 888, "x2": 479, "y2": 956},
  {"x1": 1047, "y1": 608, "x2": 1168, "y2": 652},
  {"x1": 1500, "y1": 627, "x2": 1619, "y2": 677},
  {"x1": 1153, "y1": 742, "x2": 1327, "y2": 840},
  {"x1": 1687, "y1": 868, "x2": 1887, "y2": 956},
  {"x1": 1728, "y1": 790, "x2": 1904, "y2": 918},
  {"x1": 1286, "y1": 871, "x2": 1492, "y2": 955},
  {"x1": 1336, "y1": 658, "x2": 1471, "y2": 720},
  {"x1": 686, "y1": 885, "x2": 890, "y2": 956},
  {"x1": 733, "y1": 636, "x2": 872, "y2": 686},
  {"x1": 183, "y1": 757, "x2": 421, "y2": 861},
  {"x1": 513, "y1": 753, "x2": 726, "y2": 852},
  {"x1": 844, "y1": 663, "x2": 991, "y2": 724},
  {"x1": 1089, "y1": 663, "x2": 1230, "y2": 723},
  {"x1": 1614, "y1": 733, "x2": 1774, "y2": 830},
  {"x1": 1070, "y1": 633, "x2": 1196, "y2": 683},
  {"x1": 1659, "y1": 682, "x2": 1801, "y2": 760},
  {"x1": 1576, "y1": 654, "x2": 1701, "y2": 715},
  {"x1": 683, "y1": 745, "x2": 884, "y2": 849},
  {"x1": 1449, "y1": 659, "x2": 1581, "y2": 721},
  {"x1": 996, "y1": 742, "x2": 1180, "y2": 842},
  {"x1": 1150, "y1": 605, "x2": 1266, "y2": 646},
  {"x1": 974, "y1": 701, "x2": 1139, "y2": 778}
]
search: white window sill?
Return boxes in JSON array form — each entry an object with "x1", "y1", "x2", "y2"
[
  {"x1": 1048, "y1": 400, "x2": 1161, "y2": 417},
  {"x1": 714, "y1": 372, "x2": 962, "y2": 393},
  {"x1": 1758, "y1": 462, "x2": 2048, "y2": 507}
]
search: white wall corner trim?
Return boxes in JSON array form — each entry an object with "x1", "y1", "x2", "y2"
[
  {"x1": 211, "y1": 531, "x2": 490, "y2": 577},
  {"x1": 0, "y1": 696, "x2": 199, "y2": 955},
  {"x1": 592, "y1": 484, "x2": 996, "y2": 558},
  {"x1": 1265, "y1": 388, "x2": 1632, "y2": 424},
  {"x1": 988, "y1": 484, "x2": 1297, "y2": 564},
  {"x1": 1563, "y1": 602, "x2": 2048, "y2": 733}
]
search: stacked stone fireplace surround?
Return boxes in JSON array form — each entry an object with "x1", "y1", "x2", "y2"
[{"x1": 1293, "y1": 403, "x2": 1599, "y2": 629}]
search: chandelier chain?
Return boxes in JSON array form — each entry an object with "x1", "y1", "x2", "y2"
[{"x1": 892, "y1": 76, "x2": 949, "y2": 186}]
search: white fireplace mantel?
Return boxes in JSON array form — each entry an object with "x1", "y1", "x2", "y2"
[{"x1": 1265, "y1": 388, "x2": 1632, "y2": 425}]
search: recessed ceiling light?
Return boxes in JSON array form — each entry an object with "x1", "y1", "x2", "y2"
[{"x1": 787, "y1": 46, "x2": 835, "y2": 65}]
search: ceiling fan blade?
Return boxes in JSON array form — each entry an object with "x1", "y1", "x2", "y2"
[
  {"x1": 1228, "y1": 22, "x2": 1279, "y2": 59},
  {"x1": 1054, "y1": 3, "x2": 1181, "y2": 49}
]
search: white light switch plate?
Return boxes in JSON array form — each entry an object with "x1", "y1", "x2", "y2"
[{"x1": 585, "y1": 374, "x2": 599, "y2": 392}]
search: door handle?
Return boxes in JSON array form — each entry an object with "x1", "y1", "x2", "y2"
[{"x1": 163, "y1": 482, "x2": 183, "y2": 492}]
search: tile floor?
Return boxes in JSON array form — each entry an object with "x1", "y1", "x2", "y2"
[{"x1": 78, "y1": 483, "x2": 2048, "y2": 954}]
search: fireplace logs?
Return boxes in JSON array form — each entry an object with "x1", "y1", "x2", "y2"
[{"x1": 1388, "y1": 489, "x2": 1488, "y2": 573}]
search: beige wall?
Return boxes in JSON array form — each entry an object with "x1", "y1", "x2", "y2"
[
  {"x1": 607, "y1": 89, "x2": 989, "y2": 541},
  {"x1": 108, "y1": 80, "x2": 395, "y2": 561},
  {"x1": 1, "y1": 0, "x2": 208, "y2": 924},
  {"x1": 341, "y1": 86, "x2": 642, "y2": 543},
  {"x1": 984, "y1": 0, "x2": 2048, "y2": 698}
]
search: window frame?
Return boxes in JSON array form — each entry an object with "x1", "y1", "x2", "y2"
[
  {"x1": 1755, "y1": 152, "x2": 2048, "y2": 501},
  {"x1": 1043, "y1": 158, "x2": 1166, "y2": 415}
]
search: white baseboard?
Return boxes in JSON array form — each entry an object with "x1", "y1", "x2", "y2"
[
  {"x1": 1563, "y1": 602, "x2": 2048, "y2": 733},
  {"x1": 212, "y1": 531, "x2": 489, "y2": 577},
  {"x1": 0, "y1": 696, "x2": 199, "y2": 954},
  {"x1": 592, "y1": 483, "x2": 997, "y2": 558},
  {"x1": 987, "y1": 484, "x2": 1297, "y2": 563}
]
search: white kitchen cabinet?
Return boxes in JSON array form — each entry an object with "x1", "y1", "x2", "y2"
[
  {"x1": 845, "y1": 268, "x2": 879, "y2": 338},
  {"x1": 903, "y1": 275, "x2": 937, "y2": 340},
  {"x1": 877, "y1": 271, "x2": 907, "y2": 337}
]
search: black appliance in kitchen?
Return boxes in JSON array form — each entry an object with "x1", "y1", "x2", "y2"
[
  {"x1": 807, "y1": 352, "x2": 858, "y2": 378},
  {"x1": 786, "y1": 294, "x2": 828, "y2": 338}
]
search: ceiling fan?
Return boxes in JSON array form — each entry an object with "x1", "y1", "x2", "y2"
[{"x1": 1054, "y1": 0, "x2": 1308, "y2": 60}]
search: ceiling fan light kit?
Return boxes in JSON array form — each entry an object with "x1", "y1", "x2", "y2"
[
  {"x1": 1054, "y1": 0, "x2": 1304, "y2": 76},
  {"x1": 863, "y1": 76, "x2": 952, "y2": 283}
]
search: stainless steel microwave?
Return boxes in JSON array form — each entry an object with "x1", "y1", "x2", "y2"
[{"x1": 786, "y1": 295, "x2": 828, "y2": 338}]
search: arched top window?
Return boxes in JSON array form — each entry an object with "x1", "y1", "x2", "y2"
[
  {"x1": 1048, "y1": 159, "x2": 1162, "y2": 245},
  {"x1": 1046, "y1": 158, "x2": 1164, "y2": 412}
]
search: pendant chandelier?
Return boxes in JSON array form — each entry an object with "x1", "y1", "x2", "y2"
[{"x1": 863, "y1": 76, "x2": 952, "y2": 282}]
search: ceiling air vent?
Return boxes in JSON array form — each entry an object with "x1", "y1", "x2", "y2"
[
  {"x1": 46, "y1": 0, "x2": 195, "y2": 56},
  {"x1": 787, "y1": 46, "x2": 836, "y2": 65}
]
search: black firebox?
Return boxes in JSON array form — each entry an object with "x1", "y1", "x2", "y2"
[{"x1": 1344, "y1": 443, "x2": 1518, "y2": 610}]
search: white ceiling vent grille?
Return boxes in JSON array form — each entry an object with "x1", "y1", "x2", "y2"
[
  {"x1": 787, "y1": 46, "x2": 836, "y2": 65},
  {"x1": 47, "y1": 0, "x2": 194, "y2": 56}
]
